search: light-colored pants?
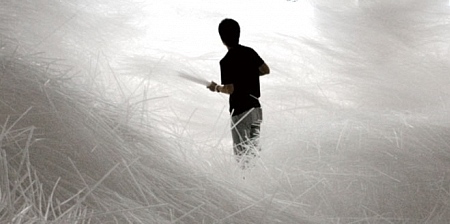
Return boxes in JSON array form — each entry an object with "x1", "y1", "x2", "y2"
[{"x1": 231, "y1": 107, "x2": 262, "y2": 159}]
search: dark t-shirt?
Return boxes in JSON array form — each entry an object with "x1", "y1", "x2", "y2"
[{"x1": 220, "y1": 45, "x2": 265, "y2": 116}]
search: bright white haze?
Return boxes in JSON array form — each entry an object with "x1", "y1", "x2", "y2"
[{"x1": 1, "y1": 0, "x2": 450, "y2": 223}]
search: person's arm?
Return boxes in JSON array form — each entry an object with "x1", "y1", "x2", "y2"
[
  {"x1": 259, "y1": 63, "x2": 270, "y2": 76},
  {"x1": 217, "y1": 84, "x2": 234, "y2": 94},
  {"x1": 207, "y1": 82, "x2": 234, "y2": 94}
]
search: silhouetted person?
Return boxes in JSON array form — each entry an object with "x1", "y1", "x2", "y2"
[{"x1": 207, "y1": 18, "x2": 270, "y2": 169}]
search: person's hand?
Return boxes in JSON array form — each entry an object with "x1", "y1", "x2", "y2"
[{"x1": 207, "y1": 81, "x2": 217, "y2": 92}]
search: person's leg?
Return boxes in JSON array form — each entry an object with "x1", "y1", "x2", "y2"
[
  {"x1": 249, "y1": 107, "x2": 263, "y2": 151},
  {"x1": 231, "y1": 108, "x2": 261, "y2": 168},
  {"x1": 231, "y1": 110, "x2": 252, "y2": 159}
]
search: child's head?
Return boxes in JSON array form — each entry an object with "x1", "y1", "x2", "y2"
[{"x1": 218, "y1": 18, "x2": 240, "y2": 48}]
